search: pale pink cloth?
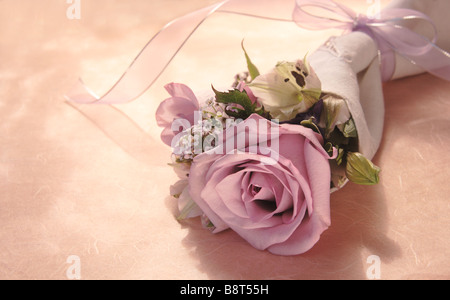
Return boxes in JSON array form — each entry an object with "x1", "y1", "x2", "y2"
[{"x1": 1, "y1": 0, "x2": 450, "y2": 279}]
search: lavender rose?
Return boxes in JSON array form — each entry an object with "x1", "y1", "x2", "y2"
[{"x1": 188, "y1": 114, "x2": 336, "y2": 256}]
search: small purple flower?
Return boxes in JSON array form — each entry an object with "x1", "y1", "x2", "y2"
[{"x1": 156, "y1": 83, "x2": 200, "y2": 146}]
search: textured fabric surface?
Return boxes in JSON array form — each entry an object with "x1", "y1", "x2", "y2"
[{"x1": 1, "y1": 0, "x2": 449, "y2": 279}]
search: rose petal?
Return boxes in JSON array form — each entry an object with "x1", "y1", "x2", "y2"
[
  {"x1": 189, "y1": 154, "x2": 230, "y2": 233},
  {"x1": 205, "y1": 154, "x2": 284, "y2": 230},
  {"x1": 188, "y1": 114, "x2": 334, "y2": 255},
  {"x1": 267, "y1": 141, "x2": 332, "y2": 255},
  {"x1": 232, "y1": 201, "x2": 308, "y2": 251},
  {"x1": 214, "y1": 171, "x2": 248, "y2": 219},
  {"x1": 226, "y1": 155, "x2": 311, "y2": 249}
]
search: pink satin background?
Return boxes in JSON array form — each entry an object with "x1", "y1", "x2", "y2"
[{"x1": 1, "y1": 0, "x2": 449, "y2": 280}]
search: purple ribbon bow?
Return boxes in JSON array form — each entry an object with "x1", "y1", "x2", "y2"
[{"x1": 293, "y1": 0, "x2": 450, "y2": 81}]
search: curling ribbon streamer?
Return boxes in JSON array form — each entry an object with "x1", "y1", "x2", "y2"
[
  {"x1": 66, "y1": 0, "x2": 450, "y2": 104},
  {"x1": 65, "y1": 0, "x2": 295, "y2": 104}
]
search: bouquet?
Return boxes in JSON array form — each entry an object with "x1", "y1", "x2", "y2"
[
  {"x1": 157, "y1": 49, "x2": 380, "y2": 255},
  {"x1": 67, "y1": 0, "x2": 450, "y2": 256}
]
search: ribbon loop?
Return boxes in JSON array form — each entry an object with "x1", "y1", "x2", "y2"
[
  {"x1": 292, "y1": 0, "x2": 356, "y2": 31},
  {"x1": 294, "y1": 0, "x2": 450, "y2": 82}
]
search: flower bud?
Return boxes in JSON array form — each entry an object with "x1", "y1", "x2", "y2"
[{"x1": 346, "y1": 152, "x2": 380, "y2": 185}]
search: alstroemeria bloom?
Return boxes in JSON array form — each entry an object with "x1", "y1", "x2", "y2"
[
  {"x1": 188, "y1": 114, "x2": 336, "y2": 255},
  {"x1": 156, "y1": 83, "x2": 200, "y2": 146},
  {"x1": 249, "y1": 60, "x2": 322, "y2": 122}
]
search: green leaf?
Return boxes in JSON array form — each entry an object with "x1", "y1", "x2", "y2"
[
  {"x1": 300, "y1": 118, "x2": 321, "y2": 134},
  {"x1": 324, "y1": 142, "x2": 335, "y2": 158},
  {"x1": 241, "y1": 40, "x2": 260, "y2": 81},
  {"x1": 341, "y1": 118, "x2": 358, "y2": 138},
  {"x1": 346, "y1": 152, "x2": 381, "y2": 186},
  {"x1": 327, "y1": 127, "x2": 349, "y2": 148},
  {"x1": 213, "y1": 86, "x2": 262, "y2": 120},
  {"x1": 213, "y1": 86, "x2": 253, "y2": 110},
  {"x1": 335, "y1": 148, "x2": 345, "y2": 166},
  {"x1": 254, "y1": 106, "x2": 273, "y2": 120},
  {"x1": 224, "y1": 107, "x2": 249, "y2": 120}
]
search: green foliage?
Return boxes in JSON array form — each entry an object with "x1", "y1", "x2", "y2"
[
  {"x1": 346, "y1": 152, "x2": 381, "y2": 185},
  {"x1": 241, "y1": 40, "x2": 260, "y2": 81},
  {"x1": 212, "y1": 86, "x2": 271, "y2": 120}
]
